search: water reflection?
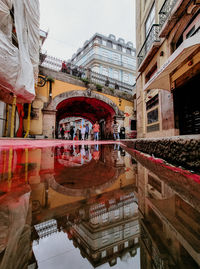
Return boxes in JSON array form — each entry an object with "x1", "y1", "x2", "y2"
[
  {"x1": 0, "y1": 144, "x2": 200, "y2": 268},
  {"x1": 0, "y1": 144, "x2": 139, "y2": 269}
]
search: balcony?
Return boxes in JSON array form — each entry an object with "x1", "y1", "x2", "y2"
[
  {"x1": 159, "y1": 0, "x2": 191, "y2": 38},
  {"x1": 137, "y1": 24, "x2": 161, "y2": 72},
  {"x1": 159, "y1": 0, "x2": 177, "y2": 30}
]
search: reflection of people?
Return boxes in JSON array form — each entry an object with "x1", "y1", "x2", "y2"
[
  {"x1": 92, "y1": 144, "x2": 100, "y2": 161},
  {"x1": 112, "y1": 120, "x2": 120, "y2": 140},
  {"x1": 93, "y1": 121, "x2": 100, "y2": 141}
]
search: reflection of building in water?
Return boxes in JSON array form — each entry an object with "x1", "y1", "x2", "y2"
[
  {"x1": 138, "y1": 164, "x2": 200, "y2": 269},
  {"x1": 34, "y1": 219, "x2": 58, "y2": 240},
  {"x1": 67, "y1": 189, "x2": 139, "y2": 267}
]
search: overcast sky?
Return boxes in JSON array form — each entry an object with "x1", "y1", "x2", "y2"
[{"x1": 39, "y1": 0, "x2": 136, "y2": 61}]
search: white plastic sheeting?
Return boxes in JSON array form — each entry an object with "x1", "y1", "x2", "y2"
[{"x1": 0, "y1": 0, "x2": 39, "y2": 103}]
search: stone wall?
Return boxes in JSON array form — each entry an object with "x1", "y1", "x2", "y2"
[{"x1": 123, "y1": 135, "x2": 200, "y2": 172}]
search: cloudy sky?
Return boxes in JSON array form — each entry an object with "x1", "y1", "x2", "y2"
[{"x1": 39, "y1": 0, "x2": 136, "y2": 61}]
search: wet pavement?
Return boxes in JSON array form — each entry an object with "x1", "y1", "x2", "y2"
[{"x1": 0, "y1": 142, "x2": 200, "y2": 269}]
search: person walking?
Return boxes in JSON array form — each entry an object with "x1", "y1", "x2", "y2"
[
  {"x1": 81, "y1": 125, "x2": 86, "y2": 140},
  {"x1": 112, "y1": 120, "x2": 120, "y2": 140},
  {"x1": 70, "y1": 126, "x2": 74, "y2": 140},
  {"x1": 85, "y1": 124, "x2": 89, "y2": 140},
  {"x1": 93, "y1": 121, "x2": 100, "y2": 141},
  {"x1": 60, "y1": 126, "x2": 65, "y2": 139}
]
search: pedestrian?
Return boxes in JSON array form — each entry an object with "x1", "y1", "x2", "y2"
[
  {"x1": 85, "y1": 124, "x2": 89, "y2": 140},
  {"x1": 64, "y1": 123, "x2": 70, "y2": 140},
  {"x1": 114, "y1": 82, "x2": 119, "y2": 90},
  {"x1": 112, "y1": 120, "x2": 120, "y2": 140},
  {"x1": 93, "y1": 121, "x2": 100, "y2": 141},
  {"x1": 70, "y1": 126, "x2": 74, "y2": 140},
  {"x1": 61, "y1": 61, "x2": 67, "y2": 73},
  {"x1": 81, "y1": 125, "x2": 86, "y2": 140},
  {"x1": 60, "y1": 126, "x2": 65, "y2": 139},
  {"x1": 105, "y1": 77, "x2": 110, "y2": 87}
]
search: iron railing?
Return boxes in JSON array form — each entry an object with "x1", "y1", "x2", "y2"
[
  {"x1": 159, "y1": 0, "x2": 178, "y2": 30},
  {"x1": 90, "y1": 70, "x2": 134, "y2": 92},
  {"x1": 137, "y1": 24, "x2": 160, "y2": 68},
  {"x1": 39, "y1": 53, "x2": 135, "y2": 93}
]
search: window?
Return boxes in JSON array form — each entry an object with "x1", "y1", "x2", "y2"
[
  {"x1": 107, "y1": 40, "x2": 113, "y2": 48},
  {"x1": 113, "y1": 53, "x2": 120, "y2": 61},
  {"x1": 113, "y1": 70, "x2": 119, "y2": 80},
  {"x1": 145, "y1": 3, "x2": 155, "y2": 37},
  {"x1": 114, "y1": 209, "x2": 120, "y2": 219},
  {"x1": 101, "y1": 251, "x2": 107, "y2": 258},
  {"x1": 131, "y1": 120, "x2": 136, "y2": 130},
  {"x1": 102, "y1": 213, "x2": 108, "y2": 223},
  {"x1": 122, "y1": 56, "x2": 128, "y2": 64},
  {"x1": 102, "y1": 40, "x2": 107, "y2": 46},
  {"x1": 92, "y1": 66, "x2": 99, "y2": 73},
  {"x1": 146, "y1": 94, "x2": 159, "y2": 110},
  {"x1": 124, "y1": 241, "x2": 129, "y2": 248},
  {"x1": 117, "y1": 44, "x2": 122, "y2": 51},
  {"x1": 126, "y1": 48, "x2": 131, "y2": 55},
  {"x1": 102, "y1": 67, "x2": 109, "y2": 76},
  {"x1": 102, "y1": 50, "x2": 108, "y2": 58},
  {"x1": 113, "y1": 246, "x2": 118, "y2": 253},
  {"x1": 147, "y1": 108, "x2": 158, "y2": 124},
  {"x1": 123, "y1": 73, "x2": 129, "y2": 83}
]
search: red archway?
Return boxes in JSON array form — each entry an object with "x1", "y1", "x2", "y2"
[{"x1": 56, "y1": 97, "x2": 116, "y2": 123}]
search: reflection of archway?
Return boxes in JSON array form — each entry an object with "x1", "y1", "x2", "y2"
[{"x1": 46, "y1": 164, "x2": 124, "y2": 197}]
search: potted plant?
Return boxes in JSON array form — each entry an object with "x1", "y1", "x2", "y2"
[{"x1": 96, "y1": 84, "x2": 103, "y2": 92}]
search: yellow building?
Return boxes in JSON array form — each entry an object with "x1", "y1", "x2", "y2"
[
  {"x1": 136, "y1": 0, "x2": 200, "y2": 138},
  {"x1": 27, "y1": 65, "x2": 135, "y2": 139}
]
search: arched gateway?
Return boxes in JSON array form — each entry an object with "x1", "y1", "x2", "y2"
[{"x1": 43, "y1": 90, "x2": 124, "y2": 139}]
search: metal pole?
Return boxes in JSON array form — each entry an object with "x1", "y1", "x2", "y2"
[
  {"x1": 10, "y1": 96, "x2": 16, "y2": 138},
  {"x1": 24, "y1": 103, "x2": 31, "y2": 138}
]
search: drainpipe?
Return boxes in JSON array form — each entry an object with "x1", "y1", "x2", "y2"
[
  {"x1": 3, "y1": 104, "x2": 9, "y2": 137},
  {"x1": 10, "y1": 95, "x2": 16, "y2": 138},
  {"x1": 24, "y1": 103, "x2": 31, "y2": 138}
]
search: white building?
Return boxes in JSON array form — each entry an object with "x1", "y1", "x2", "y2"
[{"x1": 70, "y1": 33, "x2": 136, "y2": 87}]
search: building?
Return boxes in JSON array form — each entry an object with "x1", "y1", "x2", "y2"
[
  {"x1": 70, "y1": 33, "x2": 137, "y2": 91},
  {"x1": 0, "y1": 1, "x2": 40, "y2": 137},
  {"x1": 136, "y1": 0, "x2": 200, "y2": 138}
]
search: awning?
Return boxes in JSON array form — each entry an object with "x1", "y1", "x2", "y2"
[{"x1": 144, "y1": 32, "x2": 200, "y2": 91}]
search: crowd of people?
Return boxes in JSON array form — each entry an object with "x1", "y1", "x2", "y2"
[{"x1": 59, "y1": 120, "x2": 123, "y2": 141}]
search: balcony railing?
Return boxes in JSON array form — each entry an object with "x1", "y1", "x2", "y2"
[
  {"x1": 137, "y1": 24, "x2": 160, "y2": 68},
  {"x1": 39, "y1": 53, "x2": 134, "y2": 93},
  {"x1": 80, "y1": 53, "x2": 136, "y2": 70},
  {"x1": 159, "y1": 0, "x2": 178, "y2": 30},
  {"x1": 90, "y1": 71, "x2": 134, "y2": 92}
]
